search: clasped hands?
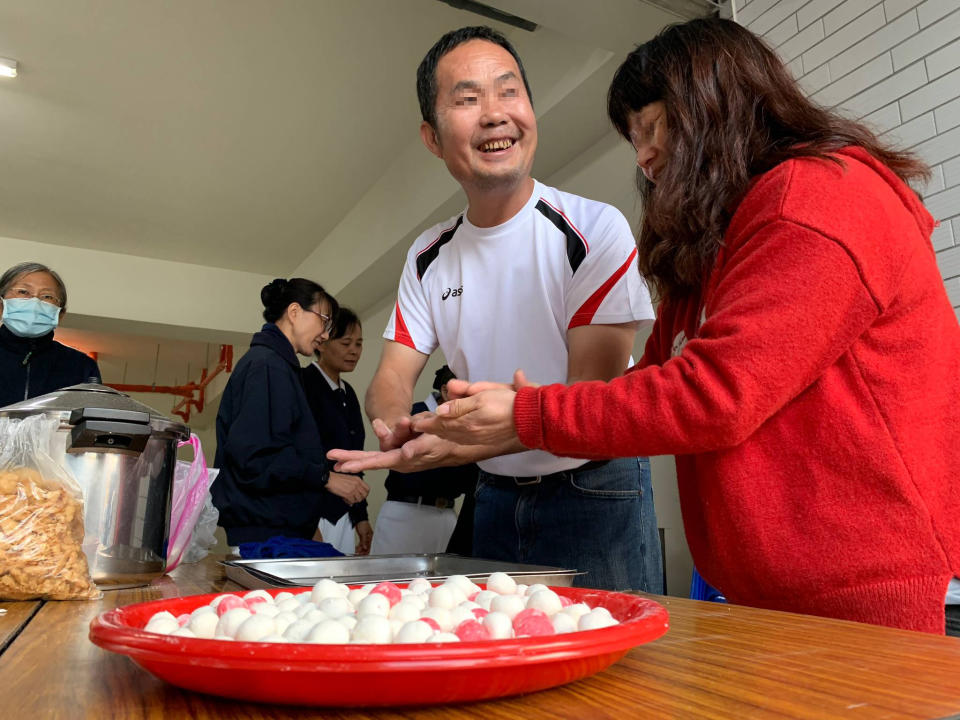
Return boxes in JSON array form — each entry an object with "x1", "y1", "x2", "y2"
[{"x1": 327, "y1": 370, "x2": 537, "y2": 474}]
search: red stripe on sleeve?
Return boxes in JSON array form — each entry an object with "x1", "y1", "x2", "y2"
[
  {"x1": 567, "y1": 248, "x2": 638, "y2": 329},
  {"x1": 539, "y1": 197, "x2": 590, "y2": 252},
  {"x1": 392, "y1": 300, "x2": 416, "y2": 349}
]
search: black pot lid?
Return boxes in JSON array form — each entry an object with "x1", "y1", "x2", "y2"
[{"x1": 0, "y1": 383, "x2": 189, "y2": 437}]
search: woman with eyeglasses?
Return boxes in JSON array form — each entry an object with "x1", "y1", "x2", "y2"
[
  {"x1": 212, "y1": 278, "x2": 370, "y2": 548},
  {"x1": 0, "y1": 261, "x2": 101, "y2": 408}
]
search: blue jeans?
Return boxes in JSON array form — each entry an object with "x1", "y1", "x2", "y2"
[{"x1": 473, "y1": 457, "x2": 663, "y2": 592}]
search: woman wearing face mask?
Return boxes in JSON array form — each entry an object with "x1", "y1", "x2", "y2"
[
  {"x1": 0, "y1": 262, "x2": 101, "y2": 407},
  {"x1": 212, "y1": 278, "x2": 370, "y2": 547},
  {"x1": 301, "y1": 307, "x2": 373, "y2": 555}
]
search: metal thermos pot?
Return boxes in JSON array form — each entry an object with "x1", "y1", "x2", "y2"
[{"x1": 0, "y1": 383, "x2": 190, "y2": 589}]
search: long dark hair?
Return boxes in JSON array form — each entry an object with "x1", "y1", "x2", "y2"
[
  {"x1": 260, "y1": 278, "x2": 339, "y2": 324},
  {"x1": 607, "y1": 18, "x2": 930, "y2": 303}
]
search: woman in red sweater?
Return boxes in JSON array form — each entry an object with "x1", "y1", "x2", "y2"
[{"x1": 414, "y1": 18, "x2": 960, "y2": 634}]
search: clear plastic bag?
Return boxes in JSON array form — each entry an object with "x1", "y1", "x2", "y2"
[
  {"x1": 0, "y1": 414, "x2": 100, "y2": 600},
  {"x1": 182, "y1": 486, "x2": 220, "y2": 564},
  {"x1": 166, "y1": 435, "x2": 216, "y2": 571}
]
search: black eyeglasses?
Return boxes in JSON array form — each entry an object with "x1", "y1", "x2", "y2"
[{"x1": 305, "y1": 308, "x2": 334, "y2": 334}]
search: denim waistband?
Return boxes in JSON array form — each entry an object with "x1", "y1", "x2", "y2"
[{"x1": 480, "y1": 459, "x2": 610, "y2": 487}]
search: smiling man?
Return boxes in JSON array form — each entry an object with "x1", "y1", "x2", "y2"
[{"x1": 332, "y1": 26, "x2": 662, "y2": 592}]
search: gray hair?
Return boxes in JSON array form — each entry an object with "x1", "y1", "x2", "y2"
[{"x1": 0, "y1": 262, "x2": 68, "y2": 309}]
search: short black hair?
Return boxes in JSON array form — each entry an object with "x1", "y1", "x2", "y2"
[
  {"x1": 432, "y1": 365, "x2": 456, "y2": 392},
  {"x1": 329, "y1": 307, "x2": 360, "y2": 341},
  {"x1": 260, "y1": 278, "x2": 339, "y2": 324},
  {"x1": 416, "y1": 25, "x2": 533, "y2": 129}
]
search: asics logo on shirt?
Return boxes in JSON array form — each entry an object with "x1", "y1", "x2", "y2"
[{"x1": 441, "y1": 287, "x2": 463, "y2": 300}]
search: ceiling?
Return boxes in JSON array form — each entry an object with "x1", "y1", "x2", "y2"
[{"x1": 0, "y1": 0, "x2": 714, "y2": 394}]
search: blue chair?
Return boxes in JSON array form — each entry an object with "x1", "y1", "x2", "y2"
[{"x1": 690, "y1": 567, "x2": 726, "y2": 602}]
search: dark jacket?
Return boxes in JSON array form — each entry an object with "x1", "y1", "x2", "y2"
[
  {"x1": 384, "y1": 398, "x2": 478, "y2": 501},
  {"x1": 212, "y1": 323, "x2": 334, "y2": 545},
  {"x1": 301, "y1": 363, "x2": 368, "y2": 526},
  {"x1": 0, "y1": 324, "x2": 101, "y2": 408}
]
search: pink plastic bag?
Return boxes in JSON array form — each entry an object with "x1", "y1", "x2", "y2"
[{"x1": 166, "y1": 434, "x2": 214, "y2": 572}]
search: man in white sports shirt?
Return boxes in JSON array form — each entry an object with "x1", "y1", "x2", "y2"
[{"x1": 330, "y1": 26, "x2": 662, "y2": 592}]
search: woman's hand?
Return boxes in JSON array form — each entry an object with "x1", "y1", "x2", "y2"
[
  {"x1": 354, "y1": 521, "x2": 373, "y2": 555},
  {"x1": 411, "y1": 370, "x2": 537, "y2": 453},
  {"x1": 325, "y1": 471, "x2": 369, "y2": 505}
]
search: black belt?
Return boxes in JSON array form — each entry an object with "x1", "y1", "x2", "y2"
[
  {"x1": 387, "y1": 494, "x2": 456, "y2": 509},
  {"x1": 481, "y1": 459, "x2": 611, "y2": 487}
]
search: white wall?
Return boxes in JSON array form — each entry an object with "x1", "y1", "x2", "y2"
[
  {"x1": 0, "y1": 236, "x2": 272, "y2": 337},
  {"x1": 733, "y1": 0, "x2": 960, "y2": 316}
]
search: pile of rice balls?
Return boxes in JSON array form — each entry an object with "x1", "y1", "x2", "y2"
[{"x1": 142, "y1": 572, "x2": 620, "y2": 644}]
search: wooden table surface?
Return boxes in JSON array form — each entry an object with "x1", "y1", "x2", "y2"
[{"x1": 1, "y1": 556, "x2": 959, "y2": 719}]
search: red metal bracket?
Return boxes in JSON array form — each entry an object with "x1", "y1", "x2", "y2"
[{"x1": 108, "y1": 344, "x2": 234, "y2": 423}]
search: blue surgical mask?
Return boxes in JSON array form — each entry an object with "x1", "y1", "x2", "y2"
[{"x1": 1, "y1": 297, "x2": 61, "y2": 338}]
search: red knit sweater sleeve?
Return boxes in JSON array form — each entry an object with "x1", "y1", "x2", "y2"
[{"x1": 514, "y1": 217, "x2": 881, "y2": 458}]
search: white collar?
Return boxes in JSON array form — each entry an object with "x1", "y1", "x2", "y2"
[
  {"x1": 313, "y1": 361, "x2": 343, "y2": 392},
  {"x1": 424, "y1": 392, "x2": 439, "y2": 412}
]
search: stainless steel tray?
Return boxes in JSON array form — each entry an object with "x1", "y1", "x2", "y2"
[{"x1": 222, "y1": 554, "x2": 581, "y2": 590}]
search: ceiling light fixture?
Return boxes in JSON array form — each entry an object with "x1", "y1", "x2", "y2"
[
  {"x1": 0, "y1": 57, "x2": 18, "y2": 78},
  {"x1": 437, "y1": 0, "x2": 538, "y2": 32}
]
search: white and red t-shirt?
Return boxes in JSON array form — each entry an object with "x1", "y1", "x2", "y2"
[{"x1": 384, "y1": 180, "x2": 654, "y2": 476}]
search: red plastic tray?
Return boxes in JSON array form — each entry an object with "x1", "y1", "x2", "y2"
[{"x1": 89, "y1": 585, "x2": 669, "y2": 707}]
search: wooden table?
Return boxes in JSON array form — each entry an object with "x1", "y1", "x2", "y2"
[{"x1": 1, "y1": 557, "x2": 959, "y2": 719}]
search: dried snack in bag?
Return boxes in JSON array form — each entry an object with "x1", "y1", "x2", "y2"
[{"x1": 0, "y1": 414, "x2": 100, "y2": 600}]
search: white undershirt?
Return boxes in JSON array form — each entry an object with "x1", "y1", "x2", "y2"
[{"x1": 313, "y1": 362, "x2": 343, "y2": 392}]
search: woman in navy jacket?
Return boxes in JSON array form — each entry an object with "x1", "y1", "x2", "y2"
[
  {"x1": 212, "y1": 278, "x2": 370, "y2": 546},
  {"x1": 0, "y1": 262, "x2": 101, "y2": 408},
  {"x1": 302, "y1": 307, "x2": 373, "y2": 555}
]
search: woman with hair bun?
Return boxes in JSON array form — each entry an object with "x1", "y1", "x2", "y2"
[{"x1": 212, "y1": 278, "x2": 370, "y2": 547}]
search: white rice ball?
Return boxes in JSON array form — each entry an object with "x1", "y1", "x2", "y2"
[
  {"x1": 420, "y1": 606, "x2": 454, "y2": 632},
  {"x1": 490, "y1": 594, "x2": 525, "y2": 619},
  {"x1": 319, "y1": 596, "x2": 353, "y2": 619},
  {"x1": 482, "y1": 611, "x2": 514, "y2": 639},
  {"x1": 357, "y1": 593, "x2": 391, "y2": 617},
  {"x1": 307, "y1": 620, "x2": 351, "y2": 644},
  {"x1": 282, "y1": 618, "x2": 316, "y2": 642},
  {"x1": 235, "y1": 614, "x2": 277, "y2": 642},
  {"x1": 389, "y1": 600, "x2": 422, "y2": 623},
  {"x1": 578, "y1": 608, "x2": 618, "y2": 631},
  {"x1": 187, "y1": 610, "x2": 220, "y2": 639},
  {"x1": 394, "y1": 620, "x2": 434, "y2": 644},
  {"x1": 562, "y1": 602, "x2": 592, "y2": 621},
  {"x1": 486, "y1": 572, "x2": 517, "y2": 595},
  {"x1": 551, "y1": 613, "x2": 578, "y2": 634},
  {"x1": 428, "y1": 585, "x2": 458, "y2": 610},
  {"x1": 407, "y1": 578, "x2": 433, "y2": 594},
  {"x1": 473, "y1": 590, "x2": 498, "y2": 610},
  {"x1": 311, "y1": 578, "x2": 348, "y2": 604},
  {"x1": 351, "y1": 615, "x2": 392, "y2": 644},
  {"x1": 525, "y1": 589, "x2": 563, "y2": 616},
  {"x1": 214, "y1": 607, "x2": 252, "y2": 638}
]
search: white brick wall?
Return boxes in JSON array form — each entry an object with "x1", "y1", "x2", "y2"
[{"x1": 734, "y1": 0, "x2": 960, "y2": 317}]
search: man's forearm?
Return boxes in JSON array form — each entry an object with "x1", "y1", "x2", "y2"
[{"x1": 365, "y1": 369, "x2": 415, "y2": 428}]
